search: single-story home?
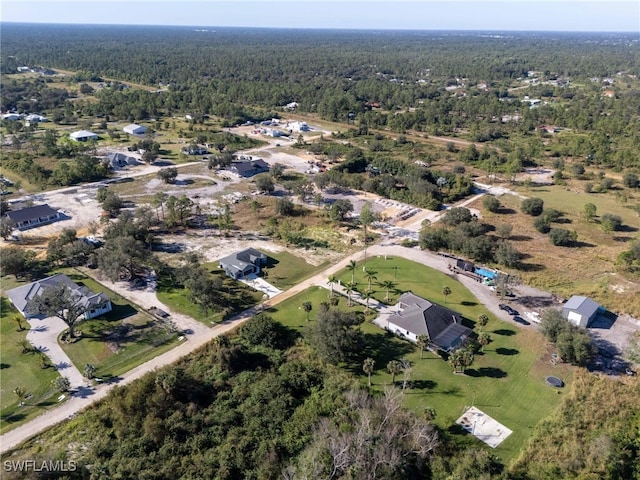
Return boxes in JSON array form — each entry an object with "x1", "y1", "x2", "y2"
[
  {"x1": 6, "y1": 273, "x2": 112, "y2": 320},
  {"x1": 123, "y1": 123, "x2": 147, "y2": 135},
  {"x1": 5, "y1": 204, "x2": 61, "y2": 230},
  {"x1": 386, "y1": 292, "x2": 473, "y2": 353},
  {"x1": 70, "y1": 130, "x2": 99, "y2": 142},
  {"x1": 562, "y1": 295, "x2": 602, "y2": 328},
  {"x1": 219, "y1": 248, "x2": 267, "y2": 280},
  {"x1": 25, "y1": 114, "x2": 49, "y2": 123},
  {"x1": 104, "y1": 152, "x2": 139, "y2": 169},
  {"x1": 228, "y1": 159, "x2": 270, "y2": 178}
]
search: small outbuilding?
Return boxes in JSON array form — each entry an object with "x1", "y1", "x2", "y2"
[
  {"x1": 70, "y1": 130, "x2": 98, "y2": 142},
  {"x1": 562, "y1": 295, "x2": 602, "y2": 328},
  {"x1": 123, "y1": 123, "x2": 147, "y2": 135}
]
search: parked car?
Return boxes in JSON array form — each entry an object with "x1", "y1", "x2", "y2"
[
  {"x1": 513, "y1": 316, "x2": 530, "y2": 325},
  {"x1": 499, "y1": 304, "x2": 518, "y2": 315}
]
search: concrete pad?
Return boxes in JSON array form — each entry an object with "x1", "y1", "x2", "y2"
[
  {"x1": 239, "y1": 274, "x2": 283, "y2": 298},
  {"x1": 456, "y1": 406, "x2": 512, "y2": 448}
]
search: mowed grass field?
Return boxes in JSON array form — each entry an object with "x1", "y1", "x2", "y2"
[
  {"x1": 0, "y1": 297, "x2": 62, "y2": 434},
  {"x1": 266, "y1": 257, "x2": 573, "y2": 465},
  {"x1": 471, "y1": 180, "x2": 640, "y2": 316}
]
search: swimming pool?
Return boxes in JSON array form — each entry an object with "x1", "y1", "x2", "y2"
[{"x1": 475, "y1": 267, "x2": 498, "y2": 280}]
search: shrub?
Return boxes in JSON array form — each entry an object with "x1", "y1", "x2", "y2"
[
  {"x1": 521, "y1": 197, "x2": 544, "y2": 216},
  {"x1": 534, "y1": 216, "x2": 551, "y2": 233},
  {"x1": 622, "y1": 173, "x2": 639, "y2": 188},
  {"x1": 601, "y1": 213, "x2": 623, "y2": 232},
  {"x1": 482, "y1": 195, "x2": 500, "y2": 213},
  {"x1": 549, "y1": 228, "x2": 576, "y2": 246}
]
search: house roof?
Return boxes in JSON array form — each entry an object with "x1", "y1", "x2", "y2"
[
  {"x1": 6, "y1": 204, "x2": 59, "y2": 223},
  {"x1": 388, "y1": 292, "x2": 472, "y2": 351},
  {"x1": 124, "y1": 123, "x2": 146, "y2": 132},
  {"x1": 563, "y1": 295, "x2": 600, "y2": 318},
  {"x1": 106, "y1": 152, "x2": 139, "y2": 166},
  {"x1": 231, "y1": 159, "x2": 269, "y2": 174},
  {"x1": 219, "y1": 248, "x2": 267, "y2": 275},
  {"x1": 70, "y1": 130, "x2": 98, "y2": 139},
  {"x1": 5, "y1": 274, "x2": 110, "y2": 315}
]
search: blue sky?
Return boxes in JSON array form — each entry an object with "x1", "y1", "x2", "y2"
[{"x1": 2, "y1": 1, "x2": 639, "y2": 32}]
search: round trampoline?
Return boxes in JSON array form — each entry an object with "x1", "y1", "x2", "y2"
[{"x1": 546, "y1": 376, "x2": 564, "y2": 388}]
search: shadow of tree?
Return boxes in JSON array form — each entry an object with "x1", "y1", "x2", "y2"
[
  {"x1": 464, "y1": 367, "x2": 508, "y2": 378},
  {"x1": 410, "y1": 379, "x2": 437, "y2": 390},
  {"x1": 495, "y1": 347, "x2": 519, "y2": 356},
  {"x1": 493, "y1": 329, "x2": 516, "y2": 336}
]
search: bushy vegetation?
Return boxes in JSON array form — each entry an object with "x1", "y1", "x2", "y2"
[{"x1": 539, "y1": 309, "x2": 595, "y2": 366}]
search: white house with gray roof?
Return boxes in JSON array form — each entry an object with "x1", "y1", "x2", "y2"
[
  {"x1": 562, "y1": 295, "x2": 602, "y2": 328},
  {"x1": 6, "y1": 274, "x2": 112, "y2": 320},
  {"x1": 219, "y1": 248, "x2": 267, "y2": 280},
  {"x1": 387, "y1": 292, "x2": 473, "y2": 353}
]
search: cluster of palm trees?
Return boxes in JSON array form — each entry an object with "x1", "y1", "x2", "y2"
[{"x1": 326, "y1": 260, "x2": 401, "y2": 313}]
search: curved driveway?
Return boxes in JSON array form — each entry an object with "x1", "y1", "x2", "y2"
[{"x1": 0, "y1": 243, "x2": 548, "y2": 453}]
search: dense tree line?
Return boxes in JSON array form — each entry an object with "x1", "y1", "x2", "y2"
[{"x1": 2, "y1": 25, "x2": 639, "y2": 167}]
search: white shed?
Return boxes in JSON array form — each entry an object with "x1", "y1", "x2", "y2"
[
  {"x1": 123, "y1": 123, "x2": 147, "y2": 135},
  {"x1": 562, "y1": 295, "x2": 601, "y2": 328},
  {"x1": 70, "y1": 130, "x2": 98, "y2": 142}
]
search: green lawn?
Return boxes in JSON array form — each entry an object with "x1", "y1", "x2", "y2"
[
  {"x1": 60, "y1": 305, "x2": 179, "y2": 381},
  {"x1": 336, "y1": 255, "x2": 484, "y2": 320},
  {"x1": 157, "y1": 263, "x2": 264, "y2": 325},
  {"x1": 0, "y1": 296, "x2": 63, "y2": 434},
  {"x1": 264, "y1": 251, "x2": 328, "y2": 290},
  {"x1": 267, "y1": 275, "x2": 573, "y2": 465}
]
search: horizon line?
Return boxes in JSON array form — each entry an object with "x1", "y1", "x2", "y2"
[{"x1": 2, "y1": 21, "x2": 638, "y2": 35}]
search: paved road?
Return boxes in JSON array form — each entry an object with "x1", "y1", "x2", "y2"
[{"x1": 1, "y1": 246, "x2": 550, "y2": 454}]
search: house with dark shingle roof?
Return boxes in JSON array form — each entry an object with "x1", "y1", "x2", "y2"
[
  {"x1": 219, "y1": 248, "x2": 267, "y2": 280},
  {"x1": 228, "y1": 159, "x2": 270, "y2": 178},
  {"x1": 562, "y1": 295, "x2": 602, "y2": 328},
  {"x1": 5, "y1": 274, "x2": 112, "y2": 319},
  {"x1": 386, "y1": 292, "x2": 473, "y2": 353},
  {"x1": 5, "y1": 204, "x2": 61, "y2": 231}
]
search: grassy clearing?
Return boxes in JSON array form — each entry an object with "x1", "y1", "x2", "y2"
[
  {"x1": 156, "y1": 263, "x2": 264, "y2": 325},
  {"x1": 263, "y1": 251, "x2": 328, "y2": 290},
  {"x1": 0, "y1": 297, "x2": 62, "y2": 434},
  {"x1": 335, "y1": 255, "x2": 482, "y2": 318},
  {"x1": 473, "y1": 181, "x2": 640, "y2": 315},
  {"x1": 267, "y1": 273, "x2": 573, "y2": 465}
]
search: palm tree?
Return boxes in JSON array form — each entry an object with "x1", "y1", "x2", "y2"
[
  {"x1": 302, "y1": 301, "x2": 312, "y2": 321},
  {"x1": 365, "y1": 269, "x2": 378, "y2": 291},
  {"x1": 416, "y1": 334, "x2": 429, "y2": 359},
  {"x1": 84, "y1": 363, "x2": 96, "y2": 379},
  {"x1": 442, "y1": 286, "x2": 452, "y2": 304},
  {"x1": 327, "y1": 275, "x2": 337, "y2": 297},
  {"x1": 345, "y1": 282, "x2": 356, "y2": 307},
  {"x1": 387, "y1": 360, "x2": 402, "y2": 384},
  {"x1": 478, "y1": 332, "x2": 491, "y2": 353},
  {"x1": 378, "y1": 280, "x2": 397, "y2": 302},
  {"x1": 460, "y1": 349, "x2": 474, "y2": 373},
  {"x1": 448, "y1": 350, "x2": 463, "y2": 373},
  {"x1": 477, "y1": 314, "x2": 489, "y2": 331},
  {"x1": 347, "y1": 259, "x2": 357, "y2": 285},
  {"x1": 363, "y1": 357, "x2": 375, "y2": 386},
  {"x1": 361, "y1": 290, "x2": 374, "y2": 314}
]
